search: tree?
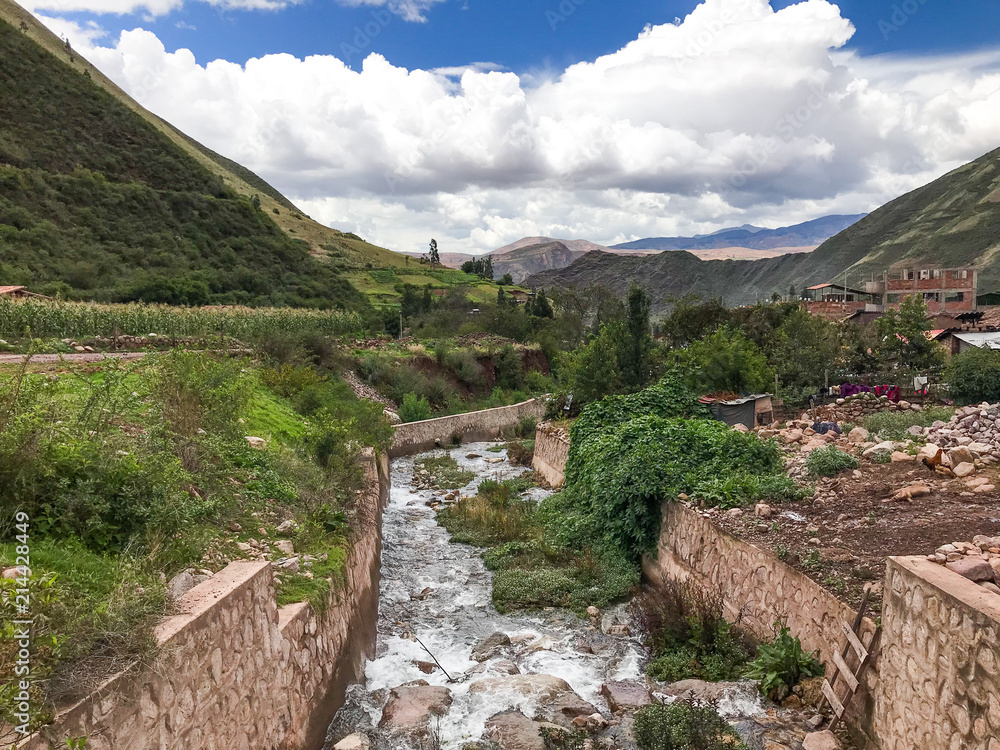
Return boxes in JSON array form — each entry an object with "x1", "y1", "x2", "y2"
[
  {"x1": 572, "y1": 327, "x2": 622, "y2": 405},
  {"x1": 675, "y1": 327, "x2": 775, "y2": 395},
  {"x1": 497, "y1": 287, "x2": 508, "y2": 306},
  {"x1": 875, "y1": 294, "x2": 942, "y2": 370},
  {"x1": 494, "y1": 344, "x2": 523, "y2": 389},
  {"x1": 484, "y1": 256, "x2": 495, "y2": 280},
  {"x1": 428, "y1": 238, "x2": 440, "y2": 265},
  {"x1": 947, "y1": 347, "x2": 1000, "y2": 405},
  {"x1": 498, "y1": 273, "x2": 514, "y2": 286},
  {"x1": 663, "y1": 296, "x2": 730, "y2": 348},
  {"x1": 421, "y1": 286, "x2": 433, "y2": 313},
  {"x1": 400, "y1": 284, "x2": 422, "y2": 319},
  {"x1": 619, "y1": 284, "x2": 652, "y2": 389},
  {"x1": 788, "y1": 284, "x2": 797, "y2": 301},
  {"x1": 529, "y1": 289, "x2": 554, "y2": 319}
]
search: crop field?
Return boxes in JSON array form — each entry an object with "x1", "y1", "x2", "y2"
[{"x1": 0, "y1": 298, "x2": 365, "y2": 341}]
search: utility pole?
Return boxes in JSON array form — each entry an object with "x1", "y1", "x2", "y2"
[{"x1": 399, "y1": 311, "x2": 403, "y2": 341}]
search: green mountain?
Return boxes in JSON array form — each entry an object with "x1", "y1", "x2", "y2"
[
  {"x1": 526, "y1": 146, "x2": 1000, "y2": 312},
  {"x1": 0, "y1": 1, "x2": 400, "y2": 308}
]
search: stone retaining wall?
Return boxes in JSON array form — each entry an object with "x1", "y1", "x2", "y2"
[
  {"x1": 390, "y1": 398, "x2": 546, "y2": 457},
  {"x1": 20, "y1": 451, "x2": 390, "y2": 750},
  {"x1": 875, "y1": 556, "x2": 1000, "y2": 750},
  {"x1": 531, "y1": 422, "x2": 569, "y2": 488},
  {"x1": 643, "y1": 501, "x2": 879, "y2": 746}
]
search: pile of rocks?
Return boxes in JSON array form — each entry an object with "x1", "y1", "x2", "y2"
[
  {"x1": 811, "y1": 393, "x2": 920, "y2": 424},
  {"x1": 923, "y1": 402, "x2": 1000, "y2": 464},
  {"x1": 537, "y1": 421, "x2": 570, "y2": 442},
  {"x1": 926, "y1": 535, "x2": 1000, "y2": 597}
]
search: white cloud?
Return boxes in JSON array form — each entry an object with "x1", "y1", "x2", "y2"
[
  {"x1": 20, "y1": 0, "x2": 436, "y2": 19},
  {"x1": 334, "y1": 0, "x2": 446, "y2": 24},
  {"x1": 42, "y1": 0, "x2": 1000, "y2": 254}
]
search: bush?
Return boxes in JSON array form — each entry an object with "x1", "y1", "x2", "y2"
[
  {"x1": 518, "y1": 414, "x2": 538, "y2": 438},
  {"x1": 399, "y1": 393, "x2": 432, "y2": 422},
  {"x1": 744, "y1": 625, "x2": 824, "y2": 699},
  {"x1": 495, "y1": 344, "x2": 523, "y2": 390},
  {"x1": 558, "y1": 414, "x2": 785, "y2": 560},
  {"x1": 633, "y1": 702, "x2": 748, "y2": 750},
  {"x1": 862, "y1": 407, "x2": 954, "y2": 441},
  {"x1": 636, "y1": 580, "x2": 750, "y2": 683},
  {"x1": 947, "y1": 347, "x2": 1000, "y2": 405},
  {"x1": 805, "y1": 445, "x2": 859, "y2": 477},
  {"x1": 673, "y1": 326, "x2": 775, "y2": 395}
]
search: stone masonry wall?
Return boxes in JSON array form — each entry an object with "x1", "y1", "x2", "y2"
[
  {"x1": 643, "y1": 501, "x2": 879, "y2": 746},
  {"x1": 531, "y1": 422, "x2": 569, "y2": 488},
  {"x1": 19, "y1": 451, "x2": 390, "y2": 750},
  {"x1": 390, "y1": 398, "x2": 546, "y2": 457},
  {"x1": 875, "y1": 556, "x2": 1000, "y2": 750}
]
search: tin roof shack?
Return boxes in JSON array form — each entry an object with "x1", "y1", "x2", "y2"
[
  {"x1": 0, "y1": 286, "x2": 48, "y2": 299},
  {"x1": 699, "y1": 393, "x2": 773, "y2": 428},
  {"x1": 933, "y1": 330, "x2": 1000, "y2": 356}
]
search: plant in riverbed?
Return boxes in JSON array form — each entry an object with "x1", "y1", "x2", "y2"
[
  {"x1": 635, "y1": 580, "x2": 750, "y2": 683},
  {"x1": 633, "y1": 701, "x2": 748, "y2": 750},
  {"x1": 437, "y1": 477, "x2": 537, "y2": 545},
  {"x1": 743, "y1": 624, "x2": 823, "y2": 699},
  {"x1": 418, "y1": 455, "x2": 476, "y2": 489}
]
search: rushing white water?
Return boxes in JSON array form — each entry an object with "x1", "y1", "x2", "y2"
[{"x1": 363, "y1": 442, "x2": 644, "y2": 748}]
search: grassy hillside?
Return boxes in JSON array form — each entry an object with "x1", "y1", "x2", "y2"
[
  {"x1": 0, "y1": 14, "x2": 375, "y2": 309},
  {"x1": 527, "y1": 147, "x2": 1000, "y2": 308}
]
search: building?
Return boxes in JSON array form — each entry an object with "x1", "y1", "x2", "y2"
[
  {"x1": 803, "y1": 282, "x2": 879, "y2": 319},
  {"x1": 0, "y1": 285, "x2": 48, "y2": 299},
  {"x1": 867, "y1": 266, "x2": 977, "y2": 313},
  {"x1": 931, "y1": 330, "x2": 1000, "y2": 356}
]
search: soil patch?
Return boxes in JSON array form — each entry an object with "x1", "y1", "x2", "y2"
[{"x1": 712, "y1": 461, "x2": 1000, "y2": 611}]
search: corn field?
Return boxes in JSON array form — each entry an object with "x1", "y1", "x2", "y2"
[{"x1": 0, "y1": 298, "x2": 365, "y2": 340}]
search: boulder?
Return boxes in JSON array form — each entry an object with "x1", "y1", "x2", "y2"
[
  {"x1": 890, "y1": 451, "x2": 914, "y2": 463},
  {"x1": 167, "y1": 570, "x2": 197, "y2": 600},
  {"x1": 863, "y1": 441, "x2": 896, "y2": 457},
  {"x1": 660, "y1": 680, "x2": 759, "y2": 706},
  {"x1": 600, "y1": 680, "x2": 652, "y2": 712},
  {"x1": 484, "y1": 710, "x2": 561, "y2": 750},
  {"x1": 276, "y1": 519, "x2": 297, "y2": 535},
  {"x1": 945, "y1": 557, "x2": 994, "y2": 583},
  {"x1": 274, "y1": 540, "x2": 295, "y2": 556},
  {"x1": 949, "y1": 446, "x2": 975, "y2": 467},
  {"x1": 975, "y1": 484, "x2": 997, "y2": 494},
  {"x1": 471, "y1": 632, "x2": 511, "y2": 662},
  {"x1": 334, "y1": 734, "x2": 370, "y2": 750},
  {"x1": 953, "y1": 462, "x2": 976, "y2": 478},
  {"x1": 847, "y1": 427, "x2": 869, "y2": 443},
  {"x1": 803, "y1": 730, "x2": 842, "y2": 750},
  {"x1": 917, "y1": 443, "x2": 941, "y2": 462},
  {"x1": 245, "y1": 436, "x2": 267, "y2": 450},
  {"x1": 754, "y1": 503, "x2": 772, "y2": 518},
  {"x1": 379, "y1": 681, "x2": 452, "y2": 734}
]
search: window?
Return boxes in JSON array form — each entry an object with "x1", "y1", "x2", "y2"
[
  {"x1": 919, "y1": 269, "x2": 931, "y2": 280},
  {"x1": 886, "y1": 293, "x2": 901, "y2": 304},
  {"x1": 933, "y1": 269, "x2": 941, "y2": 279},
  {"x1": 946, "y1": 292, "x2": 965, "y2": 302}
]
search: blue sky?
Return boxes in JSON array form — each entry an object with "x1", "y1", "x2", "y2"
[
  {"x1": 28, "y1": 1, "x2": 1000, "y2": 253},
  {"x1": 47, "y1": 1, "x2": 1000, "y2": 74}
]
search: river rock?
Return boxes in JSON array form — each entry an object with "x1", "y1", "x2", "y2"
[
  {"x1": 863, "y1": 441, "x2": 896, "y2": 457},
  {"x1": 600, "y1": 680, "x2": 651, "y2": 712},
  {"x1": 333, "y1": 734, "x2": 370, "y2": 750},
  {"x1": 484, "y1": 710, "x2": 560, "y2": 750},
  {"x1": 661, "y1": 679, "x2": 759, "y2": 706},
  {"x1": 379, "y1": 681, "x2": 452, "y2": 734},
  {"x1": 167, "y1": 570, "x2": 198, "y2": 600},
  {"x1": 803, "y1": 730, "x2": 842, "y2": 750},
  {"x1": 472, "y1": 632, "x2": 511, "y2": 661},
  {"x1": 274, "y1": 540, "x2": 295, "y2": 555}
]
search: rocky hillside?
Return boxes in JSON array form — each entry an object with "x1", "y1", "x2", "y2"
[
  {"x1": 526, "y1": 147, "x2": 1000, "y2": 309},
  {"x1": 611, "y1": 214, "x2": 866, "y2": 252},
  {"x1": 491, "y1": 240, "x2": 589, "y2": 283}
]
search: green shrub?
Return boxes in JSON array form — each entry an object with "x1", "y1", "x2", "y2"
[
  {"x1": 946, "y1": 347, "x2": 1000, "y2": 405},
  {"x1": 636, "y1": 580, "x2": 750, "y2": 683},
  {"x1": 495, "y1": 344, "x2": 523, "y2": 390},
  {"x1": 805, "y1": 445, "x2": 859, "y2": 477},
  {"x1": 399, "y1": 393, "x2": 432, "y2": 422},
  {"x1": 862, "y1": 406, "x2": 953, "y2": 441},
  {"x1": 633, "y1": 702, "x2": 748, "y2": 750},
  {"x1": 418, "y1": 455, "x2": 475, "y2": 489},
  {"x1": 743, "y1": 625, "x2": 824, "y2": 698},
  {"x1": 518, "y1": 414, "x2": 538, "y2": 438},
  {"x1": 443, "y1": 347, "x2": 484, "y2": 386},
  {"x1": 559, "y1": 414, "x2": 785, "y2": 560}
]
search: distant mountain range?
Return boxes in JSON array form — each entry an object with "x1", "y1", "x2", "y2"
[
  {"x1": 610, "y1": 214, "x2": 867, "y2": 252},
  {"x1": 524, "y1": 146, "x2": 1000, "y2": 313},
  {"x1": 415, "y1": 217, "x2": 861, "y2": 285}
]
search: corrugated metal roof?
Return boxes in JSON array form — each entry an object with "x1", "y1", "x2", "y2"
[{"x1": 953, "y1": 332, "x2": 1000, "y2": 349}]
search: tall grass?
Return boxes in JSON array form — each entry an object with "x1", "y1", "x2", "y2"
[{"x1": 0, "y1": 298, "x2": 364, "y2": 341}]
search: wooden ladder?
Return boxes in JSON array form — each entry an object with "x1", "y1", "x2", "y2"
[{"x1": 820, "y1": 590, "x2": 882, "y2": 729}]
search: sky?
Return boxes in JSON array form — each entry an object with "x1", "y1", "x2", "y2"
[{"x1": 22, "y1": 0, "x2": 1000, "y2": 255}]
